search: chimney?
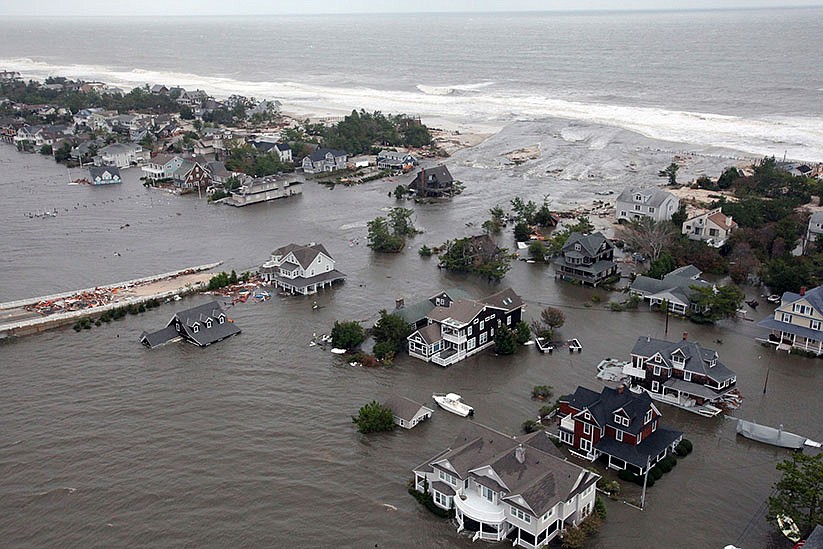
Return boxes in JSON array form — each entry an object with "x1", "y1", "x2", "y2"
[
  {"x1": 801, "y1": 287, "x2": 806, "y2": 296},
  {"x1": 395, "y1": 297, "x2": 405, "y2": 310},
  {"x1": 646, "y1": 335, "x2": 651, "y2": 342},
  {"x1": 682, "y1": 332, "x2": 688, "y2": 341},
  {"x1": 515, "y1": 444, "x2": 525, "y2": 464},
  {"x1": 420, "y1": 167, "x2": 426, "y2": 195},
  {"x1": 617, "y1": 384, "x2": 624, "y2": 394}
]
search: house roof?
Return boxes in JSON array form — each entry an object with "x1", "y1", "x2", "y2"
[
  {"x1": 428, "y1": 300, "x2": 486, "y2": 325},
  {"x1": 630, "y1": 265, "x2": 710, "y2": 300},
  {"x1": 139, "y1": 325, "x2": 179, "y2": 348},
  {"x1": 88, "y1": 166, "x2": 121, "y2": 180},
  {"x1": 778, "y1": 286, "x2": 823, "y2": 314},
  {"x1": 481, "y1": 287, "x2": 524, "y2": 312},
  {"x1": 595, "y1": 426, "x2": 683, "y2": 469},
  {"x1": 410, "y1": 165, "x2": 453, "y2": 190},
  {"x1": 561, "y1": 386, "x2": 657, "y2": 436},
  {"x1": 306, "y1": 147, "x2": 346, "y2": 161},
  {"x1": 562, "y1": 231, "x2": 609, "y2": 256},
  {"x1": 423, "y1": 423, "x2": 597, "y2": 517},
  {"x1": 394, "y1": 288, "x2": 474, "y2": 325},
  {"x1": 271, "y1": 243, "x2": 332, "y2": 268},
  {"x1": 163, "y1": 301, "x2": 241, "y2": 347},
  {"x1": 631, "y1": 337, "x2": 736, "y2": 382},
  {"x1": 384, "y1": 395, "x2": 432, "y2": 423},
  {"x1": 207, "y1": 161, "x2": 232, "y2": 178},
  {"x1": 100, "y1": 142, "x2": 139, "y2": 154},
  {"x1": 616, "y1": 186, "x2": 675, "y2": 207},
  {"x1": 414, "y1": 323, "x2": 443, "y2": 344}
]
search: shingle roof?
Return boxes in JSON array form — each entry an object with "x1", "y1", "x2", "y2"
[
  {"x1": 139, "y1": 325, "x2": 179, "y2": 348},
  {"x1": 631, "y1": 337, "x2": 736, "y2": 382},
  {"x1": 307, "y1": 147, "x2": 346, "y2": 161},
  {"x1": 88, "y1": 166, "x2": 121, "y2": 181},
  {"x1": 560, "y1": 386, "x2": 656, "y2": 436},
  {"x1": 428, "y1": 300, "x2": 485, "y2": 325},
  {"x1": 616, "y1": 186, "x2": 675, "y2": 207},
  {"x1": 630, "y1": 265, "x2": 710, "y2": 302},
  {"x1": 805, "y1": 525, "x2": 823, "y2": 549},
  {"x1": 384, "y1": 395, "x2": 432, "y2": 423},
  {"x1": 482, "y1": 287, "x2": 524, "y2": 312},
  {"x1": 779, "y1": 286, "x2": 823, "y2": 315},
  {"x1": 562, "y1": 231, "x2": 609, "y2": 257},
  {"x1": 410, "y1": 165, "x2": 453, "y2": 191},
  {"x1": 595, "y1": 426, "x2": 682, "y2": 469},
  {"x1": 168, "y1": 301, "x2": 241, "y2": 347},
  {"x1": 415, "y1": 323, "x2": 442, "y2": 344},
  {"x1": 271, "y1": 243, "x2": 333, "y2": 269}
]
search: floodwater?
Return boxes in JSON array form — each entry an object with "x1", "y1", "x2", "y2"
[{"x1": 0, "y1": 128, "x2": 820, "y2": 549}]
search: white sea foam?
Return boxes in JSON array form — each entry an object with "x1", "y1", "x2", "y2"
[{"x1": 3, "y1": 57, "x2": 822, "y2": 161}]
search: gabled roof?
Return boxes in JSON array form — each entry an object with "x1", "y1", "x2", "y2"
[
  {"x1": 414, "y1": 323, "x2": 442, "y2": 344},
  {"x1": 562, "y1": 231, "x2": 609, "y2": 257},
  {"x1": 88, "y1": 166, "x2": 121, "y2": 180},
  {"x1": 306, "y1": 147, "x2": 346, "y2": 161},
  {"x1": 630, "y1": 265, "x2": 710, "y2": 300},
  {"x1": 481, "y1": 287, "x2": 523, "y2": 312},
  {"x1": 779, "y1": 286, "x2": 823, "y2": 314},
  {"x1": 560, "y1": 386, "x2": 656, "y2": 436},
  {"x1": 616, "y1": 186, "x2": 675, "y2": 207},
  {"x1": 164, "y1": 301, "x2": 241, "y2": 347},
  {"x1": 384, "y1": 395, "x2": 432, "y2": 422},
  {"x1": 422, "y1": 423, "x2": 597, "y2": 517},
  {"x1": 271, "y1": 243, "x2": 333, "y2": 268},
  {"x1": 139, "y1": 325, "x2": 179, "y2": 348},
  {"x1": 410, "y1": 165, "x2": 453, "y2": 190},
  {"x1": 394, "y1": 288, "x2": 474, "y2": 325},
  {"x1": 428, "y1": 300, "x2": 486, "y2": 325},
  {"x1": 631, "y1": 337, "x2": 736, "y2": 382}
]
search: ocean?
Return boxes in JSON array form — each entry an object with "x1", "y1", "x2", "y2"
[{"x1": 2, "y1": 9, "x2": 823, "y2": 549}]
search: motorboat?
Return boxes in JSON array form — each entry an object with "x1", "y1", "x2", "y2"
[
  {"x1": 432, "y1": 393, "x2": 474, "y2": 417},
  {"x1": 736, "y1": 419, "x2": 820, "y2": 449},
  {"x1": 766, "y1": 294, "x2": 781, "y2": 304}
]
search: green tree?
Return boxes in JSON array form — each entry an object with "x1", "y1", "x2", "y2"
[
  {"x1": 418, "y1": 245, "x2": 433, "y2": 257},
  {"x1": 513, "y1": 221, "x2": 531, "y2": 242},
  {"x1": 53, "y1": 142, "x2": 72, "y2": 162},
  {"x1": 352, "y1": 401, "x2": 395, "y2": 434},
  {"x1": 331, "y1": 320, "x2": 366, "y2": 350},
  {"x1": 671, "y1": 204, "x2": 687, "y2": 227},
  {"x1": 659, "y1": 162, "x2": 679, "y2": 185},
  {"x1": 437, "y1": 236, "x2": 512, "y2": 280},
  {"x1": 387, "y1": 207, "x2": 417, "y2": 237},
  {"x1": 689, "y1": 284, "x2": 745, "y2": 321},
  {"x1": 646, "y1": 252, "x2": 677, "y2": 279},
  {"x1": 367, "y1": 216, "x2": 405, "y2": 253},
  {"x1": 511, "y1": 197, "x2": 538, "y2": 224},
  {"x1": 39, "y1": 144, "x2": 52, "y2": 155},
  {"x1": 717, "y1": 166, "x2": 740, "y2": 189},
  {"x1": 179, "y1": 105, "x2": 194, "y2": 120},
  {"x1": 393, "y1": 184, "x2": 408, "y2": 200},
  {"x1": 494, "y1": 325, "x2": 517, "y2": 355},
  {"x1": 514, "y1": 320, "x2": 532, "y2": 345},
  {"x1": 372, "y1": 310, "x2": 413, "y2": 354},
  {"x1": 763, "y1": 257, "x2": 813, "y2": 294},
  {"x1": 768, "y1": 452, "x2": 823, "y2": 535},
  {"x1": 528, "y1": 240, "x2": 547, "y2": 262}
]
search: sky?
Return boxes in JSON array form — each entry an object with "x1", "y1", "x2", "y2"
[{"x1": 2, "y1": 0, "x2": 822, "y2": 16}]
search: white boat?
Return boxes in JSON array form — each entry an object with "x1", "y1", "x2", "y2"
[
  {"x1": 330, "y1": 348, "x2": 347, "y2": 355},
  {"x1": 432, "y1": 393, "x2": 474, "y2": 417},
  {"x1": 630, "y1": 385, "x2": 723, "y2": 417},
  {"x1": 736, "y1": 419, "x2": 818, "y2": 449},
  {"x1": 596, "y1": 358, "x2": 630, "y2": 382}
]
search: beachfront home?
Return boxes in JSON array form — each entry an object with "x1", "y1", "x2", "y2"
[
  {"x1": 377, "y1": 150, "x2": 416, "y2": 171},
  {"x1": 553, "y1": 231, "x2": 617, "y2": 286},
  {"x1": 409, "y1": 165, "x2": 455, "y2": 198},
  {"x1": 88, "y1": 166, "x2": 122, "y2": 185},
  {"x1": 629, "y1": 265, "x2": 711, "y2": 316},
  {"x1": 171, "y1": 158, "x2": 212, "y2": 191},
  {"x1": 623, "y1": 335, "x2": 737, "y2": 415},
  {"x1": 150, "y1": 84, "x2": 169, "y2": 95},
  {"x1": 681, "y1": 208, "x2": 737, "y2": 247},
  {"x1": 259, "y1": 242, "x2": 346, "y2": 295},
  {"x1": 615, "y1": 186, "x2": 680, "y2": 223},
  {"x1": 177, "y1": 89, "x2": 208, "y2": 106},
  {"x1": 412, "y1": 423, "x2": 599, "y2": 547},
  {"x1": 393, "y1": 288, "x2": 474, "y2": 328},
  {"x1": 253, "y1": 140, "x2": 293, "y2": 163},
  {"x1": 757, "y1": 285, "x2": 823, "y2": 355},
  {"x1": 139, "y1": 301, "x2": 241, "y2": 348},
  {"x1": 384, "y1": 395, "x2": 433, "y2": 429},
  {"x1": 557, "y1": 385, "x2": 683, "y2": 475},
  {"x1": 805, "y1": 212, "x2": 823, "y2": 254},
  {"x1": 142, "y1": 153, "x2": 185, "y2": 181},
  {"x1": 301, "y1": 148, "x2": 347, "y2": 173},
  {"x1": 222, "y1": 176, "x2": 302, "y2": 207},
  {"x1": 95, "y1": 143, "x2": 144, "y2": 168},
  {"x1": 407, "y1": 287, "x2": 523, "y2": 367}
]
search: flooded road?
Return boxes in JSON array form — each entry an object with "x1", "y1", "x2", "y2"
[{"x1": 0, "y1": 125, "x2": 818, "y2": 548}]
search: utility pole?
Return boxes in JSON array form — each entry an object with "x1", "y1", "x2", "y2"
[
  {"x1": 662, "y1": 298, "x2": 670, "y2": 336},
  {"x1": 640, "y1": 456, "x2": 651, "y2": 510}
]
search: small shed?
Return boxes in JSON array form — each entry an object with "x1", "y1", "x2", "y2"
[{"x1": 384, "y1": 395, "x2": 433, "y2": 429}]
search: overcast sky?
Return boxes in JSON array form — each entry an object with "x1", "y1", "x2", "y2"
[{"x1": 2, "y1": 0, "x2": 822, "y2": 16}]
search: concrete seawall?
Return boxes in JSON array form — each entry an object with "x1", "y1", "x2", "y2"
[{"x1": 0, "y1": 262, "x2": 222, "y2": 339}]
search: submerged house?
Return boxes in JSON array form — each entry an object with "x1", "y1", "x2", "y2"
[
  {"x1": 622, "y1": 335, "x2": 737, "y2": 416},
  {"x1": 259, "y1": 242, "x2": 346, "y2": 295},
  {"x1": 384, "y1": 395, "x2": 433, "y2": 430},
  {"x1": 407, "y1": 287, "x2": 523, "y2": 367},
  {"x1": 377, "y1": 149, "x2": 416, "y2": 171},
  {"x1": 629, "y1": 265, "x2": 711, "y2": 316},
  {"x1": 557, "y1": 385, "x2": 683, "y2": 476},
  {"x1": 412, "y1": 423, "x2": 599, "y2": 548},
  {"x1": 222, "y1": 176, "x2": 302, "y2": 207},
  {"x1": 409, "y1": 165, "x2": 455, "y2": 198},
  {"x1": 393, "y1": 288, "x2": 474, "y2": 328},
  {"x1": 757, "y1": 285, "x2": 823, "y2": 355},
  {"x1": 553, "y1": 232, "x2": 617, "y2": 287},
  {"x1": 139, "y1": 301, "x2": 241, "y2": 348},
  {"x1": 88, "y1": 166, "x2": 122, "y2": 185}
]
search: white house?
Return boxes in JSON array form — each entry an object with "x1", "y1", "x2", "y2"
[
  {"x1": 757, "y1": 285, "x2": 823, "y2": 355},
  {"x1": 142, "y1": 153, "x2": 185, "y2": 181},
  {"x1": 259, "y1": 242, "x2": 346, "y2": 295},
  {"x1": 805, "y1": 212, "x2": 823, "y2": 254},
  {"x1": 95, "y1": 143, "x2": 144, "y2": 168},
  {"x1": 615, "y1": 186, "x2": 680, "y2": 223},
  {"x1": 413, "y1": 423, "x2": 599, "y2": 548},
  {"x1": 682, "y1": 208, "x2": 737, "y2": 247},
  {"x1": 301, "y1": 148, "x2": 347, "y2": 173},
  {"x1": 384, "y1": 395, "x2": 433, "y2": 429}
]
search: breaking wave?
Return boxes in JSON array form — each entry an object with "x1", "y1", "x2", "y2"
[{"x1": 3, "y1": 57, "x2": 822, "y2": 160}]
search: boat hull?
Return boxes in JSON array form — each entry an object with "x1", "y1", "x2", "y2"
[{"x1": 736, "y1": 419, "x2": 806, "y2": 449}]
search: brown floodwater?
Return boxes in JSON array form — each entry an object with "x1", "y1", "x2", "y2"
[{"x1": 0, "y1": 126, "x2": 817, "y2": 549}]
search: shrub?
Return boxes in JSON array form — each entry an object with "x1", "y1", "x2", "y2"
[
  {"x1": 514, "y1": 320, "x2": 532, "y2": 345},
  {"x1": 331, "y1": 320, "x2": 366, "y2": 350},
  {"x1": 418, "y1": 245, "x2": 433, "y2": 257},
  {"x1": 591, "y1": 294, "x2": 601, "y2": 303},
  {"x1": 617, "y1": 469, "x2": 636, "y2": 483},
  {"x1": 532, "y1": 385, "x2": 553, "y2": 399},
  {"x1": 594, "y1": 496, "x2": 607, "y2": 519},
  {"x1": 372, "y1": 340, "x2": 395, "y2": 361},
  {"x1": 609, "y1": 301, "x2": 625, "y2": 312},
  {"x1": 408, "y1": 484, "x2": 454, "y2": 519},
  {"x1": 352, "y1": 400, "x2": 395, "y2": 433},
  {"x1": 522, "y1": 420, "x2": 543, "y2": 433},
  {"x1": 658, "y1": 459, "x2": 673, "y2": 474},
  {"x1": 675, "y1": 438, "x2": 693, "y2": 456},
  {"x1": 597, "y1": 479, "x2": 620, "y2": 497},
  {"x1": 650, "y1": 466, "x2": 664, "y2": 481}
]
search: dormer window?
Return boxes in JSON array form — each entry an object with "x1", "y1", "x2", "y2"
[
  {"x1": 635, "y1": 194, "x2": 642, "y2": 201},
  {"x1": 672, "y1": 354, "x2": 685, "y2": 367},
  {"x1": 205, "y1": 319, "x2": 212, "y2": 329},
  {"x1": 192, "y1": 323, "x2": 199, "y2": 333},
  {"x1": 218, "y1": 315, "x2": 225, "y2": 324}
]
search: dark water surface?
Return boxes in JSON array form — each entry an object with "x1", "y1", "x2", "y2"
[{"x1": 1, "y1": 140, "x2": 822, "y2": 549}]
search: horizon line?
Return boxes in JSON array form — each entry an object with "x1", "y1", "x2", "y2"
[{"x1": 1, "y1": 4, "x2": 821, "y2": 18}]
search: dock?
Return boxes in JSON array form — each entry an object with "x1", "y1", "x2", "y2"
[{"x1": 0, "y1": 262, "x2": 222, "y2": 339}]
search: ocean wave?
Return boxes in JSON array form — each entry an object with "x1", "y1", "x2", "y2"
[{"x1": 3, "y1": 57, "x2": 822, "y2": 160}]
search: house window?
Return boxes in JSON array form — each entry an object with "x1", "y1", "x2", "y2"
[
  {"x1": 481, "y1": 484, "x2": 495, "y2": 502},
  {"x1": 511, "y1": 506, "x2": 531, "y2": 523},
  {"x1": 644, "y1": 410, "x2": 652, "y2": 424},
  {"x1": 634, "y1": 204, "x2": 642, "y2": 211},
  {"x1": 782, "y1": 313, "x2": 792, "y2": 323},
  {"x1": 649, "y1": 207, "x2": 655, "y2": 213},
  {"x1": 192, "y1": 324, "x2": 199, "y2": 333},
  {"x1": 613, "y1": 413, "x2": 623, "y2": 424},
  {"x1": 812, "y1": 320, "x2": 821, "y2": 331},
  {"x1": 793, "y1": 304, "x2": 811, "y2": 315},
  {"x1": 583, "y1": 423, "x2": 592, "y2": 435},
  {"x1": 438, "y1": 470, "x2": 457, "y2": 486},
  {"x1": 205, "y1": 319, "x2": 212, "y2": 329},
  {"x1": 684, "y1": 371, "x2": 692, "y2": 382},
  {"x1": 506, "y1": 315, "x2": 512, "y2": 325},
  {"x1": 218, "y1": 315, "x2": 225, "y2": 324},
  {"x1": 468, "y1": 326, "x2": 472, "y2": 336},
  {"x1": 479, "y1": 332, "x2": 488, "y2": 345},
  {"x1": 580, "y1": 438, "x2": 592, "y2": 453},
  {"x1": 621, "y1": 416, "x2": 629, "y2": 427},
  {"x1": 653, "y1": 365, "x2": 661, "y2": 376},
  {"x1": 651, "y1": 380, "x2": 659, "y2": 392},
  {"x1": 467, "y1": 339, "x2": 476, "y2": 351},
  {"x1": 480, "y1": 321, "x2": 484, "y2": 330},
  {"x1": 615, "y1": 429, "x2": 623, "y2": 442}
]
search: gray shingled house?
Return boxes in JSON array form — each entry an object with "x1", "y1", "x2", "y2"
[
  {"x1": 412, "y1": 423, "x2": 599, "y2": 547},
  {"x1": 383, "y1": 395, "x2": 433, "y2": 429},
  {"x1": 629, "y1": 264, "x2": 711, "y2": 316},
  {"x1": 393, "y1": 288, "x2": 474, "y2": 328},
  {"x1": 409, "y1": 165, "x2": 455, "y2": 197},
  {"x1": 140, "y1": 301, "x2": 241, "y2": 348},
  {"x1": 615, "y1": 186, "x2": 680, "y2": 223},
  {"x1": 553, "y1": 231, "x2": 617, "y2": 286}
]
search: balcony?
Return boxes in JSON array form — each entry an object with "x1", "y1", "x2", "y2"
[
  {"x1": 432, "y1": 347, "x2": 462, "y2": 367},
  {"x1": 622, "y1": 364, "x2": 646, "y2": 380},
  {"x1": 442, "y1": 328, "x2": 467, "y2": 345},
  {"x1": 560, "y1": 415, "x2": 575, "y2": 432},
  {"x1": 454, "y1": 491, "x2": 506, "y2": 524}
]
